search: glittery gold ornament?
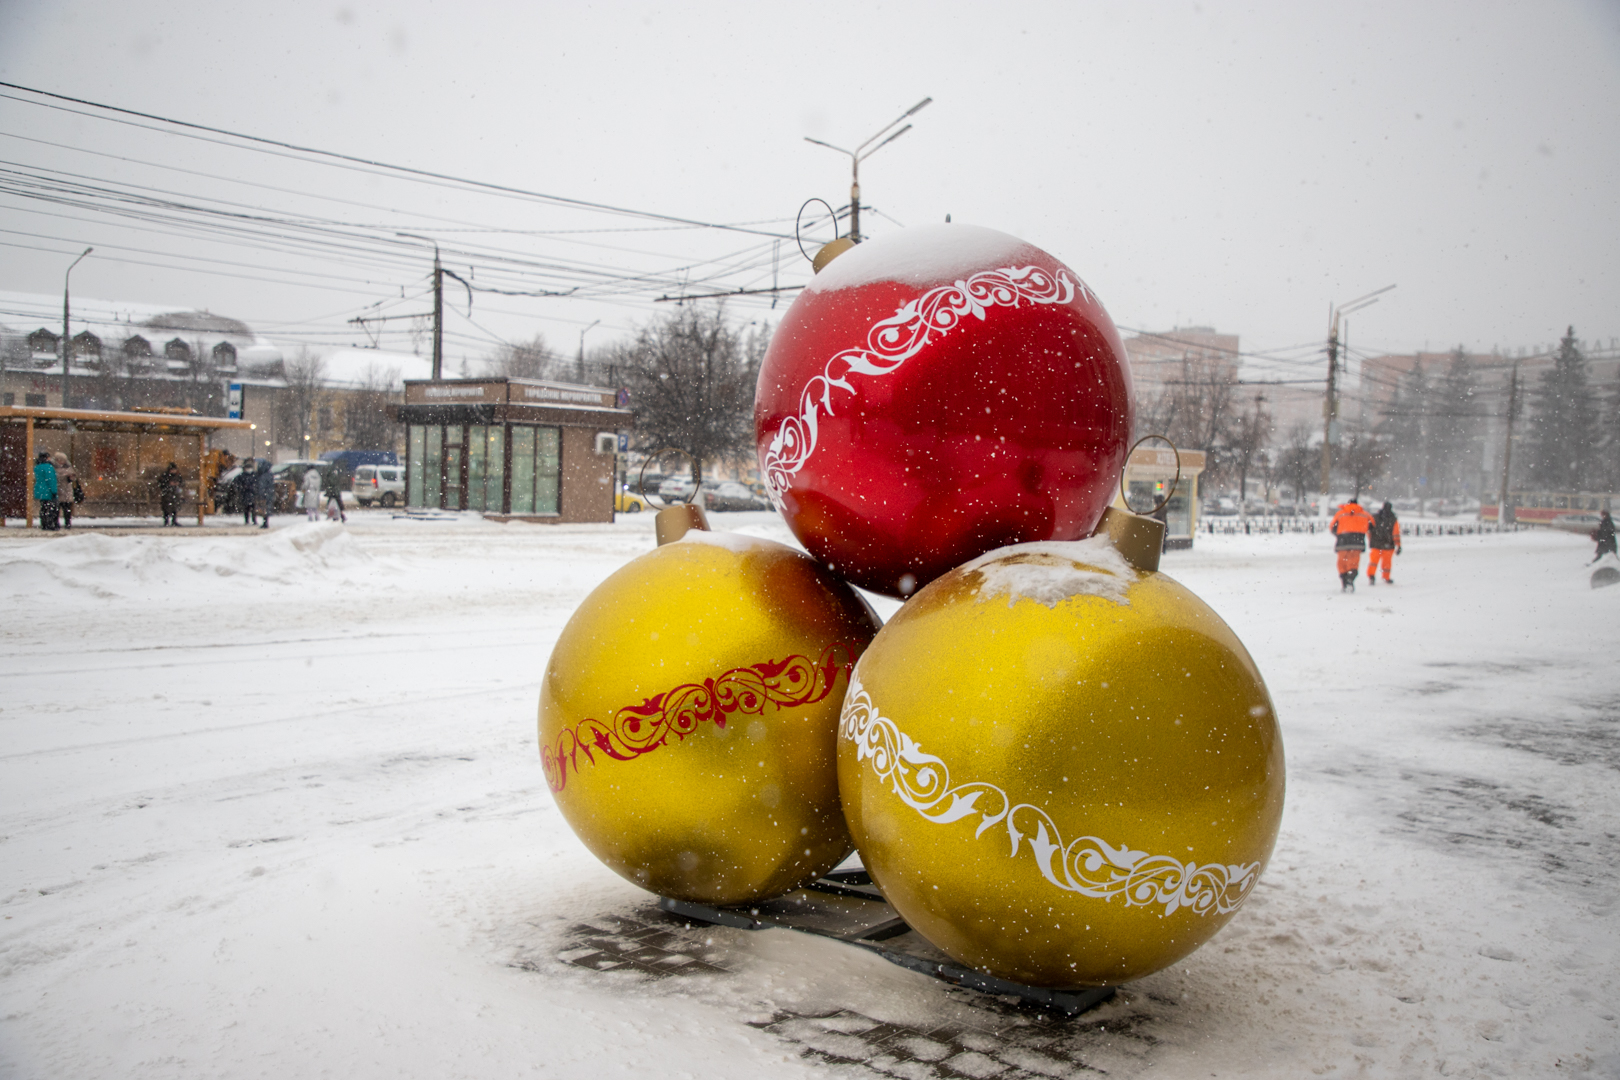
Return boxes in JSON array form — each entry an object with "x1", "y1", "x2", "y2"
[
  {"x1": 540, "y1": 529, "x2": 881, "y2": 905},
  {"x1": 838, "y1": 532, "x2": 1284, "y2": 987}
]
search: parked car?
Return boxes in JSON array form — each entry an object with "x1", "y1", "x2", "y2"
[
  {"x1": 352, "y1": 464, "x2": 405, "y2": 508},
  {"x1": 657, "y1": 476, "x2": 696, "y2": 503},
  {"x1": 615, "y1": 487, "x2": 648, "y2": 513},
  {"x1": 632, "y1": 472, "x2": 667, "y2": 497},
  {"x1": 703, "y1": 481, "x2": 769, "y2": 512},
  {"x1": 1202, "y1": 496, "x2": 1239, "y2": 516}
]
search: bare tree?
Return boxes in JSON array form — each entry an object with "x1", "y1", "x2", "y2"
[
  {"x1": 344, "y1": 363, "x2": 402, "y2": 450},
  {"x1": 487, "y1": 335, "x2": 555, "y2": 379},
  {"x1": 1337, "y1": 429, "x2": 1390, "y2": 498},
  {"x1": 279, "y1": 348, "x2": 327, "y2": 454},
  {"x1": 1227, "y1": 394, "x2": 1272, "y2": 503},
  {"x1": 1276, "y1": 422, "x2": 1317, "y2": 503},
  {"x1": 1136, "y1": 354, "x2": 1237, "y2": 488},
  {"x1": 612, "y1": 305, "x2": 760, "y2": 481}
]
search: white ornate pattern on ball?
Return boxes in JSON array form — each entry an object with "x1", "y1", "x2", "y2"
[
  {"x1": 761, "y1": 265, "x2": 1089, "y2": 506},
  {"x1": 839, "y1": 673, "x2": 1261, "y2": 917}
]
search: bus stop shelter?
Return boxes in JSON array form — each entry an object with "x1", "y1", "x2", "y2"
[
  {"x1": 0, "y1": 404, "x2": 252, "y2": 527},
  {"x1": 1116, "y1": 445, "x2": 1207, "y2": 550}
]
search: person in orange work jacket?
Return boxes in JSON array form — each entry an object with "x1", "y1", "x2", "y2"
[
  {"x1": 1367, "y1": 501, "x2": 1402, "y2": 585},
  {"x1": 1330, "y1": 498, "x2": 1375, "y2": 592}
]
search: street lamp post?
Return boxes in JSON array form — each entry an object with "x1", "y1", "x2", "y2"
[
  {"x1": 62, "y1": 247, "x2": 92, "y2": 409},
  {"x1": 805, "y1": 97, "x2": 931, "y2": 244},
  {"x1": 576, "y1": 320, "x2": 600, "y2": 383}
]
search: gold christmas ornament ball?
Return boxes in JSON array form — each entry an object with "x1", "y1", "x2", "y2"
[
  {"x1": 540, "y1": 530, "x2": 882, "y2": 905},
  {"x1": 838, "y1": 536, "x2": 1284, "y2": 987}
]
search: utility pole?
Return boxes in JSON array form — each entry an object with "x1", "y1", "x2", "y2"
[
  {"x1": 1319, "y1": 284, "x2": 1397, "y2": 504},
  {"x1": 430, "y1": 246, "x2": 443, "y2": 381},
  {"x1": 61, "y1": 246, "x2": 92, "y2": 409},
  {"x1": 805, "y1": 97, "x2": 931, "y2": 244},
  {"x1": 392, "y1": 234, "x2": 467, "y2": 380},
  {"x1": 1496, "y1": 362, "x2": 1519, "y2": 530},
  {"x1": 1320, "y1": 311, "x2": 1340, "y2": 497}
]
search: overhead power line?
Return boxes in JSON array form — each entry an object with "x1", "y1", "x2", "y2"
[{"x1": 0, "y1": 82, "x2": 797, "y2": 241}]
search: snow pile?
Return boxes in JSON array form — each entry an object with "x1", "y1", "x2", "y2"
[
  {"x1": 0, "y1": 522, "x2": 373, "y2": 604},
  {"x1": 961, "y1": 536, "x2": 1136, "y2": 608},
  {"x1": 1, "y1": 518, "x2": 1617, "y2": 1078},
  {"x1": 805, "y1": 223, "x2": 1039, "y2": 295}
]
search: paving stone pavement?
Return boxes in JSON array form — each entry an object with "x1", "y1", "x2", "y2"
[{"x1": 538, "y1": 903, "x2": 1159, "y2": 1078}]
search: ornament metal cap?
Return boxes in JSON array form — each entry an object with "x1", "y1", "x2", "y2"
[
  {"x1": 1098, "y1": 434, "x2": 1180, "y2": 573},
  {"x1": 812, "y1": 237, "x2": 856, "y2": 273},
  {"x1": 1097, "y1": 506, "x2": 1164, "y2": 574},
  {"x1": 655, "y1": 502, "x2": 710, "y2": 546}
]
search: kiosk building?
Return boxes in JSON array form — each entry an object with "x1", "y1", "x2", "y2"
[{"x1": 397, "y1": 378, "x2": 631, "y2": 523}]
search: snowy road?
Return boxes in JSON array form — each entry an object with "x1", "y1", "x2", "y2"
[{"x1": 1, "y1": 514, "x2": 1615, "y2": 1078}]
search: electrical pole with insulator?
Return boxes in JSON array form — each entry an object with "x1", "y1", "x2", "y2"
[
  {"x1": 430, "y1": 246, "x2": 444, "y2": 381},
  {"x1": 1318, "y1": 284, "x2": 1396, "y2": 506},
  {"x1": 1320, "y1": 309, "x2": 1340, "y2": 498}
]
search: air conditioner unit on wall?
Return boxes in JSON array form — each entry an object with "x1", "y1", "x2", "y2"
[{"x1": 594, "y1": 432, "x2": 617, "y2": 455}]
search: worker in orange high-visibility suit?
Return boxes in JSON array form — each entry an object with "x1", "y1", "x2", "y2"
[
  {"x1": 1330, "y1": 498, "x2": 1375, "y2": 592},
  {"x1": 1367, "y1": 500, "x2": 1402, "y2": 584}
]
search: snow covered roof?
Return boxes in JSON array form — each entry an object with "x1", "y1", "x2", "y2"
[{"x1": 319, "y1": 348, "x2": 433, "y2": 390}]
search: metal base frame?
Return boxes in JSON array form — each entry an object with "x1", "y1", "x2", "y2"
[{"x1": 658, "y1": 871, "x2": 1117, "y2": 1018}]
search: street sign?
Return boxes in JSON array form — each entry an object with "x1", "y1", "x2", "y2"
[
  {"x1": 618, "y1": 433, "x2": 629, "y2": 452},
  {"x1": 228, "y1": 383, "x2": 243, "y2": 419}
]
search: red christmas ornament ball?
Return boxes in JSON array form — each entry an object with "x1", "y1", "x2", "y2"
[{"x1": 755, "y1": 224, "x2": 1134, "y2": 598}]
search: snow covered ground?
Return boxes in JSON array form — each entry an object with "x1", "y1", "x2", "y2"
[{"x1": 1, "y1": 513, "x2": 1615, "y2": 1078}]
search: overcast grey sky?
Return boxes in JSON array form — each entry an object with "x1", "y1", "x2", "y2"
[{"x1": 1, "y1": 0, "x2": 1616, "y2": 379}]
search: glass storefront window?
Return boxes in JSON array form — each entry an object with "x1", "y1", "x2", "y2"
[
  {"x1": 485, "y1": 426, "x2": 505, "y2": 513},
  {"x1": 424, "y1": 426, "x2": 442, "y2": 508},
  {"x1": 1164, "y1": 492, "x2": 1191, "y2": 539},
  {"x1": 535, "y1": 427, "x2": 560, "y2": 514},
  {"x1": 407, "y1": 426, "x2": 425, "y2": 507},
  {"x1": 510, "y1": 427, "x2": 536, "y2": 514},
  {"x1": 444, "y1": 444, "x2": 462, "y2": 510},
  {"x1": 468, "y1": 425, "x2": 487, "y2": 512}
]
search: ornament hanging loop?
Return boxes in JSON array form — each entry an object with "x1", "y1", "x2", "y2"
[
  {"x1": 797, "y1": 198, "x2": 854, "y2": 273},
  {"x1": 639, "y1": 446, "x2": 710, "y2": 545},
  {"x1": 1120, "y1": 434, "x2": 1182, "y2": 516}
]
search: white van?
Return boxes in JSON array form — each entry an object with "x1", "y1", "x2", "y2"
[{"x1": 353, "y1": 464, "x2": 406, "y2": 507}]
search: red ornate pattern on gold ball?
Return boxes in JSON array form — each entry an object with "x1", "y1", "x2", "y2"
[{"x1": 542, "y1": 642, "x2": 857, "y2": 792}]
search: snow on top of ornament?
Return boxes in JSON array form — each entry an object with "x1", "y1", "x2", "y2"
[
  {"x1": 804, "y1": 224, "x2": 1037, "y2": 295},
  {"x1": 961, "y1": 536, "x2": 1136, "y2": 609},
  {"x1": 674, "y1": 529, "x2": 788, "y2": 555}
]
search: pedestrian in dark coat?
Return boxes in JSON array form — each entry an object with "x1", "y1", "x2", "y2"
[
  {"x1": 320, "y1": 465, "x2": 347, "y2": 523},
  {"x1": 1367, "y1": 501, "x2": 1402, "y2": 585},
  {"x1": 253, "y1": 459, "x2": 275, "y2": 530},
  {"x1": 33, "y1": 451, "x2": 59, "y2": 531},
  {"x1": 1593, "y1": 510, "x2": 1617, "y2": 563},
  {"x1": 157, "y1": 462, "x2": 184, "y2": 526},
  {"x1": 236, "y1": 459, "x2": 257, "y2": 525}
]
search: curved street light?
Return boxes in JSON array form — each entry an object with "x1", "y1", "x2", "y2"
[{"x1": 804, "y1": 97, "x2": 931, "y2": 244}]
